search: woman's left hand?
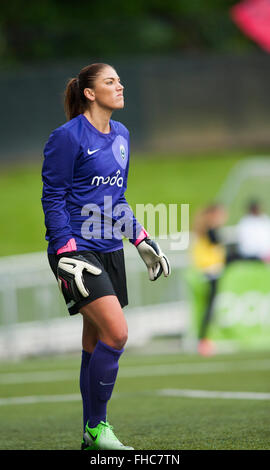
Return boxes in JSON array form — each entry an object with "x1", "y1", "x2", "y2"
[{"x1": 136, "y1": 238, "x2": 171, "y2": 281}]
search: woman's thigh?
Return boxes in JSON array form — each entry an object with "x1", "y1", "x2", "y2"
[{"x1": 80, "y1": 295, "x2": 128, "y2": 350}]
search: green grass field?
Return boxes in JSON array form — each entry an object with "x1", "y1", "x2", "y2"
[
  {"x1": 1, "y1": 151, "x2": 270, "y2": 452},
  {"x1": 0, "y1": 151, "x2": 253, "y2": 257},
  {"x1": 0, "y1": 348, "x2": 270, "y2": 450}
]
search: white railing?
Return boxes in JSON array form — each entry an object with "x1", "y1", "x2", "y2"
[{"x1": 0, "y1": 238, "x2": 191, "y2": 359}]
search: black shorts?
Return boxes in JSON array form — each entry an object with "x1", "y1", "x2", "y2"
[{"x1": 48, "y1": 249, "x2": 128, "y2": 315}]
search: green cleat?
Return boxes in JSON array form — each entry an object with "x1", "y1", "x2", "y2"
[{"x1": 81, "y1": 420, "x2": 134, "y2": 450}]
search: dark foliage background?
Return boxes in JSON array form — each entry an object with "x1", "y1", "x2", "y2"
[{"x1": 0, "y1": 1, "x2": 255, "y2": 65}]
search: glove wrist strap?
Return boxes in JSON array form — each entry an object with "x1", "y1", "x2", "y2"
[
  {"x1": 134, "y1": 228, "x2": 149, "y2": 247},
  {"x1": 57, "y1": 238, "x2": 77, "y2": 255}
]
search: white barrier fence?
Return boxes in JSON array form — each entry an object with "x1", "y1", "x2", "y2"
[{"x1": 0, "y1": 239, "x2": 191, "y2": 359}]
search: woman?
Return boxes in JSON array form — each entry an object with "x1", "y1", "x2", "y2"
[
  {"x1": 41, "y1": 63, "x2": 171, "y2": 450},
  {"x1": 191, "y1": 204, "x2": 227, "y2": 356}
]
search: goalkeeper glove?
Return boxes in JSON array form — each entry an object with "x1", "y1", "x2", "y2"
[
  {"x1": 136, "y1": 238, "x2": 171, "y2": 281},
  {"x1": 57, "y1": 253, "x2": 102, "y2": 301}
]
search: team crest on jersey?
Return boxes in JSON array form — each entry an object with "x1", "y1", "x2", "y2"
[
  {"x1": 112, "y1": 135, "x2": 128, "y2": 169},
  {"x1": 120, "y1": 144, "x2": 125, "y2": 160}
]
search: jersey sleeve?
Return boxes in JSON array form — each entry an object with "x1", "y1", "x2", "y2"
[{"x1": 41, "y1": 127, "x2": 78, "y2": 252}]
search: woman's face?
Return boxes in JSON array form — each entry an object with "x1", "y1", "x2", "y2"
[{"x1": 85, "y1": 66, "x2": 124, "y2": 111}]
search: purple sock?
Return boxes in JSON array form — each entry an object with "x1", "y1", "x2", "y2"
[
  {"x1": 88, "y1": 340, "x2": 124, "y2": 428},
  {"x1": 80, "y1": 349, "x2": 92, "y2": 430}
]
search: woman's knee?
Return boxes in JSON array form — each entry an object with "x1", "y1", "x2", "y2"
[
  {"x1": 108, "y1": 326, "x2": 128, "y2": 350},
  {"x1": 83, "y1": 321, "x2": 128, "y2": 351},
  {"x1": 80, "y1": 296, "x2": 128, "y2": 350}
]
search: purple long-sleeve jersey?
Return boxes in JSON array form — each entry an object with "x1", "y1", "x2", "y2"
[{"x1": 42, "y1": 114, "x2": 142, "y2": 253}]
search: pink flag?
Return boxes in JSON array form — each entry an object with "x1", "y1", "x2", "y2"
[{"x1": 231, "y1": 0, "x2": 270, "y2": 52}]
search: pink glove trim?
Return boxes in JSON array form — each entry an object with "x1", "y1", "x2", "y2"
[
  {"x1": 134, "y1": 228, "x2": 149, "y2": 247},
  {"x1": 57, "y1": 238, "x2": 77, "y2": 255}
]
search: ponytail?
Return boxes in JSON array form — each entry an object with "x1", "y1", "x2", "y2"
[
  {"x1": 64, "y1": 77, "x2": 84, "y2": 121},
  {"x1": 63, "y1": 63, "x2": 113, "y2": 121}
]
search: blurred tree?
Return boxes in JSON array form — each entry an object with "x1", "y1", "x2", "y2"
[{"x1": 0, "y1": 0, "x2": 257, "y2": 65}]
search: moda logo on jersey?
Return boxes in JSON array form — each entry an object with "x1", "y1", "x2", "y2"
[
  {"x1": 90, "y1": 134, "x2": 128, "y2": 187},
  {"x1": 112, "y1": 135, "x2": 128, "y2": 169},
  {"x1": 91, "y1": 169, "x2": 123, "y2": 187}
]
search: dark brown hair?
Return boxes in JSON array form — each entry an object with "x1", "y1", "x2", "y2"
[{"x1": 64, "y1": 63, "x2": 112, "y2": 121}]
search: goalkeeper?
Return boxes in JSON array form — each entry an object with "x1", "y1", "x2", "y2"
[{"x1": 41, "y1": 63, "x2": 170, "y2": 451}]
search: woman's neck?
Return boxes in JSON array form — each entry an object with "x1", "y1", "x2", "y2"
[{"x1": 83, "y1": 106, "x2": 112, "y2": 134}]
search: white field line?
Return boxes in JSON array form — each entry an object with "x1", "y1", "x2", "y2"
[
  {"x1": 1, "y1": 389, "x2": 270, "y2": 407},
  {"x1": 1, "y1": 359, "x2": 270, "y2": 385},
  {"x1": 0, "y1": 370, "x2": 77, "y2": 385},
  {"x1": 157, "y1": 389, "x2": 270, "y2": 400},
  {"x1": 119, "y1": 359, "x2": 270, "y2": 378},
  {"x1": 0, "y1": 393, "x2": 81, "y2": 406}
]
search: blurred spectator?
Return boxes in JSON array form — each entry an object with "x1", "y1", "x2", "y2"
[
  {"x1": 191, "y1": 204, "x2": 227, "y2": 356},
  {"x1": 236, "y1": 200, "x2": 270, "y2": 262}
]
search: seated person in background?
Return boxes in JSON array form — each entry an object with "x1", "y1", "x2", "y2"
[{"x1": 237, "y1": 200, "x2": 270, "y2": 262}]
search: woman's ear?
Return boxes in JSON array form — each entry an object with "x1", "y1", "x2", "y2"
[{"x1": 84, "y1": 88, "x2": 95, "y2": 102}]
